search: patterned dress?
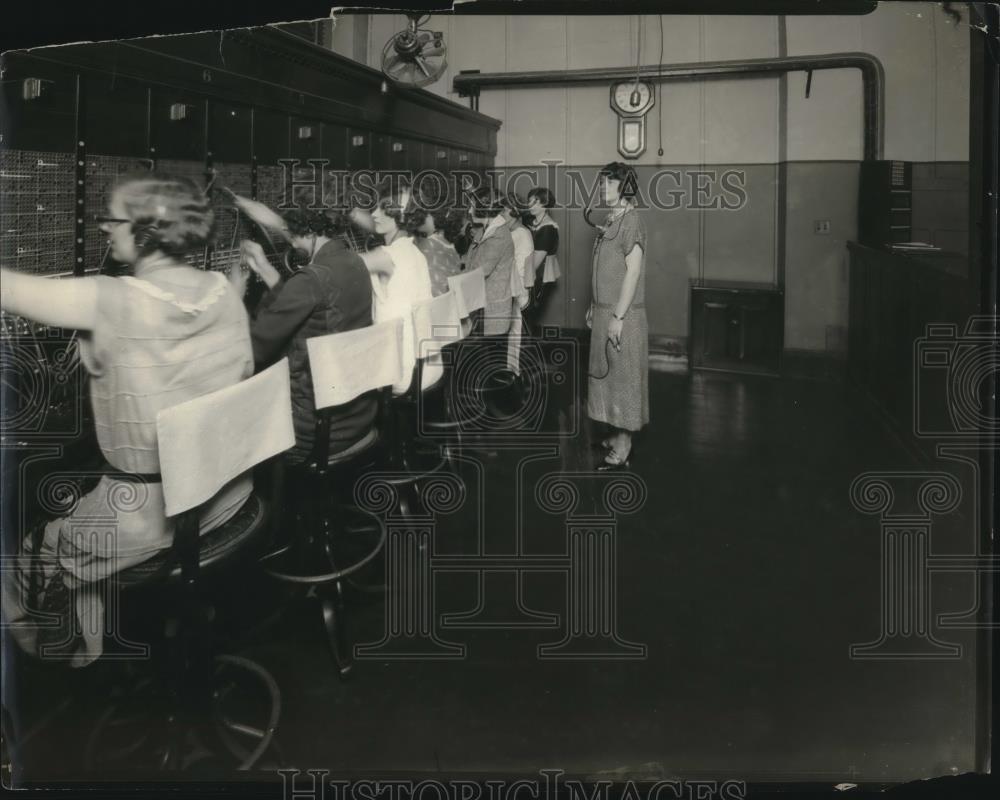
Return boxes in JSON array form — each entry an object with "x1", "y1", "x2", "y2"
[
  {"x1": 415, "y1": 233, "x2": 462, "y2": 297},
  {"x1": 587, "y1": 207, "x2": 650, "y2": 432}
]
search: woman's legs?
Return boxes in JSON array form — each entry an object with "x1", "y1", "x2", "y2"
[{"x1": 606, "y1": 428, "x2": 632, "y2": 463}]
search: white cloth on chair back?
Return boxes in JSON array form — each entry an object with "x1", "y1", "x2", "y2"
[
  {"x1": 307, "y1": 317, "x2": 404, "y2": 410},
  {"x1": 156, "y1": 358, "x2": 296, "y2": 518},
  {"x1": 448, "y1": 268, "x2": 486, "y2": 319},
  {"x1": 413, "y1": 291, "x2": 462, "y2": 390}
]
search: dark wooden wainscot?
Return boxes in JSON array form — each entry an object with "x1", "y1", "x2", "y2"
[{"x1": 847, "y1": 242, "x2": 977, "y2": 455}]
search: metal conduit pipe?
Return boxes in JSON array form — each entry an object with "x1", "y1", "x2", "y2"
[{"x1": 453, "y1": 52, "x2": 885, "y2": 160}]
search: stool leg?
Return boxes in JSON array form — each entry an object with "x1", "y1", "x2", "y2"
[{"x1": 317, "y1": 579, "x2": 352, "y2": 679}]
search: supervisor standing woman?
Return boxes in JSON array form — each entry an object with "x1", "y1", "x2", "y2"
[{"x1": 587, "y1": 162, "x2": 649, "y2": 471}]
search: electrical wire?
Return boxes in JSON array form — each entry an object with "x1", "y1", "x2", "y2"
[
  {"x1": 588, "y1": 337, "x2": 617, "y2": 381},
  {"x1": 657, "y1": 14, "x2": 664, "y2": 157},
  {"x1": 630, "y1": 17, "x2": 643, "y2": 107}
]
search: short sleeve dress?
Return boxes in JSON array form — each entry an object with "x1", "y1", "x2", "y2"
[
  {"x1": 372, "y1": 235, "x2": 433, "y2": 394},
  {"x1": 529, "y1": 219, "x2": 561, "y2": 285},
  {"x1": 587, "y1": 206, "x2": 650, "y2": 432},
  {"x1": 3, "y1": 259, "x2": 254, "y2": 666}
]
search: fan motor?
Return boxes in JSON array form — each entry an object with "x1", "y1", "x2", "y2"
[{"x1": 393, "y1": 31, "x2": 421, "y2": 58}]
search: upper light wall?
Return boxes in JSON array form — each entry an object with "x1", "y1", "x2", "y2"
[{"x1": 338, "y1": 3, "x2": 969, "y2": 166}]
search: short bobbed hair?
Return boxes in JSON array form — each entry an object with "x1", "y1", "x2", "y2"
[
  {"x1": 470, "y1": 188, "x2": 503, "y2": 220},
  {"x1": 526, "y1": 186, "x2": 555, "y2": 209},
  {"x1": 598, "y1": 162, "x2": 639, "y2": 200},
  {"x1": 376, "y1": 189, "x2": 425, "y2": 236},
  {"x1": 112, "y1": 172, "x2": 214, "y2": 257}
]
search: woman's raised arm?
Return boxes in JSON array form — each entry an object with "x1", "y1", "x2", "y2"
[
  {"x1": 0, "y1": 268, "x2": 99, "y2": 331},
  {"x1": 359, "y1": 247, "x2": 396, "y2": 276}
]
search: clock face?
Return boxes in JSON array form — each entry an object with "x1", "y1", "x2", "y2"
[{"x1": 611, "y1": 82, "x2": 653, "y2": 116}]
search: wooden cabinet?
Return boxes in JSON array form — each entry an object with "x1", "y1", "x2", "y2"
[
  {"x1": 847, "y1": 242, "x2": 973, "y2": 456},
  {"x1": 689, "y1": 280, "x2": 784, "y2": 375}
]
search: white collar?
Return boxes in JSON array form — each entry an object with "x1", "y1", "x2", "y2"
[{"x1": 482, "y1": 215, "x2": 507, "y2": 240}]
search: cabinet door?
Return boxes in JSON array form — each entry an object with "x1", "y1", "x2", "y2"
[
  {"x1": 253, "y1": 108, "x2": 289, "y2": 164},
  {"x1": 290, "y1": 117, "x2": 322, "y2": 161},
  {"x1": 347, "y1": 128, "x2": 371, "y2": 170},
  {"x1": 698, "y1": 300, "x2": 731, "y2": 363},
  {"x1": 321, "y1": 122, "x2": 347, "y2": 168},
  {"x1": 150, "y1": 88, "x2": 205, "y2": 162},
  {"x1": 85, "y1": 73, "x2": 148, "y2": 157},
  {"x1": 0, "y1": 59, "x2": 79, "y2": 152},
  {"x1": 210, "y1": 102, "x2": 252, "y2": 164},
  {"x1": 405, "y1": 139, "x2": 424, "y2": 173},
  {"x1": 371, "y1": 132, "x2": 391, "y2": 171},
  {"x1": 389, "y1": 137, "x2": 409, "y2": 172},
  {"x1": 691, "y1": 288, "x2": 782, "y2": 374}
]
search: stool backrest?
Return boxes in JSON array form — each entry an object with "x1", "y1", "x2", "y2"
[
  {"x1": 448, "y1": 268, "x2": 486, "y2": 320},
  {"x1": 156, "y1": 358, "x2": 296, "y2": 518},
  {"x1": 413, "y1": 291, "x2": 463, "y2": 390},
  {"x1": 306, "y1": 317, "x2": 405, "y2": 411}
]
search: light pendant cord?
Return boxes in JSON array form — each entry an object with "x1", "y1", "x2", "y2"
[{"x1": 657, "y1": 14, "x2": 664, "y2": 157}]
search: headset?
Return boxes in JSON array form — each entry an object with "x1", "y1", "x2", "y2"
[{"x1": 132, "y1": 222, "x2": 160, "y2": 254}]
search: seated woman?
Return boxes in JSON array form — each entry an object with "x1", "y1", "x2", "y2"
[
  {"x1": 238, "y1": 208, "x2": 378, "y2": 465},
  {"x1": 0, "y1": 173, "x2": 254, "y2": 666},
  {"x1": 524, "y1": 186, "x2": 561, "y2": 325},
  {"x1": 357, "y1": 189, "x2": 433, "y2": 395},
  {"x1": 414, "y1": 205, "x2": 465, "y2": 297},
  {"x1": 499, "y1": 193, "x2": 534, "y2": 375},
  {"x1": 467, "y1": 189, "x2": 516, "y2": 340}
]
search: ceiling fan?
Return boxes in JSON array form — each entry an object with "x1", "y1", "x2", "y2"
[{"x1": 381, "y1": 13, "x2": 447, "y2": 89}]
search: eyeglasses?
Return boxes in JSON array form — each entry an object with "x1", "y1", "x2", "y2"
[{"x1": 93, "y1": 215, "x2": 131, "y2": 226}]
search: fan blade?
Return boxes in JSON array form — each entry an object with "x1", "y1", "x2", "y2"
[
  {"x1": 383, "y1": 53, "x2": 406, "y2": 73},
  {"x1": 414, "y1": 56, "x2": 432, "y2": 78},
  {"x1": 419, "y1": 44, "x2": 445, "y2": 57}
]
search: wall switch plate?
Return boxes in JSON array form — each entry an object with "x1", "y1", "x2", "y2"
[{"x1": 814, "y1": 219, "x2": 831, "y2": 234}]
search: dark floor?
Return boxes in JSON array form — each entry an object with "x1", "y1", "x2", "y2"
[{"x1": 4, "y1": 363, "x2": 983, "y2": 785}]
